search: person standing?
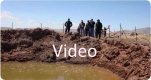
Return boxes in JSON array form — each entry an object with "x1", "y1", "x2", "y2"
[
  {"x1": 104, "y1": 27, "x2": 107, "y2": 37},
  {"x1": 95, "y1": 19, "x2": 102, "y2": 39},
  {"x1": 89, "y1": 19, "x2": 95, "y2": 37},
  {"x1": 65, "y1": 18, "x2": 72, "y2": 34},
  {"x1": 85, "y1": 20, "x2": 90, "y2": 36},
  {"x1": 79, "y1": 20, "x2": 85, "y2": 36}
]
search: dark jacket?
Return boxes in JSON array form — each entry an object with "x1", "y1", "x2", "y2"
[
  {"x1": 79, "y1": 22, "x2": 85, "y2": 28},
  {"x1": 89, "y1": 21, "x2": 95, "y2": 28},
  {"x1": 95, "y1": 21, "x2": 102, "y2": 32},
  {"x1": 65, "y1": 21, "x2": 72, "y2": 27}
]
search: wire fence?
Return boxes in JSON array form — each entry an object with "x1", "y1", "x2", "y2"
[{"x1": 1, "y1": 23, "x2": 140, "y2": 41}]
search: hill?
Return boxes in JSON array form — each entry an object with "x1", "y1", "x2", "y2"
[
  {"x1": 132, "y1": 27, "x2": 151, "y2": 34},
  {"x1": 114, "y1": 27, "x2": 151, "y2": 34}
]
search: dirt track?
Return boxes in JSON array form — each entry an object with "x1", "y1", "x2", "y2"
[{"x1": 1, "y1": 28, "x2": 150, "y2": 80}]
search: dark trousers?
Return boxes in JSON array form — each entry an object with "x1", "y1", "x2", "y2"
[
  {"x1": 104, "y1": 31, "x2": 106, "y2": 37},
  {"x1": 85, "y1": 29, "x2": 89, "y2": 36},
  {"x1": 65, "y1": 27, "x2": 70, "y2": 33},
  {"x1": 80, "y1": 28, "x2": 84, "y2": 36},
  {"x1": 95, "y1": 31, "x2": 101, "y2": 39}
]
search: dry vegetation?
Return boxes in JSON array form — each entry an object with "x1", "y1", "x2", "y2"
[{"x1": 107, "y1": 33, "x2": 151, "y2": 43}]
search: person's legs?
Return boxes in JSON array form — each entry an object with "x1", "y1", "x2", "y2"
[
  {"x1": 65, "y1": 27, "x2": 68, "y2": 34},
  {"x1": 89, "y1": 28, "x2": 92, "y2": 37},
  {"x1": 96, "y1": 31, "x2": 100, "y2": 39},
  {"x1": 89, "y1": 28, "x2": 91, "y2": 37},
  {"x1": 82, "y1": 28, "x2": 84, "y2": 36},
  {"x1": 80, "y1": 28, "x2": 82, "y2": 35},
  {"x1": 99, "y1": 31, "x2": 101, "y2": 39},
  {"x1": 87, "y1": 30, "x2": 89, "y2": 36},
  {"x1": 98, "y1": 31, "x2": 101, "y2": 39},
  {"x1": 78, "y1": 28, "x2": 80, "y2": 33},
  {"x1": 104, "y1": 31, "x2": 106, "y2": 37},
  {"x1": 91, "y1": 27, "x2": 94, "y2": 37},
  {"x1": 85, "y1": 30, "x2": 88, "y2": 36},
  {"x1": 95, "y1": 31, "x2": 97, "y2": 38},
  {"x1": 68, "y1": 27, "x2": 70, "y2": 33}
]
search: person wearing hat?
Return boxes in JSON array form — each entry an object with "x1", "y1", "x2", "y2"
[
  {"x1": 65, "y1": 18, "x2": 72, "y2": 34},
  {"x1": 89, "y1": 19, "x2": 95, "y2": 37},
  {"x1": 95, "y1": 19, "x2": 102, "y2": 39},
  {"x1": 79, "y1": 20, "x2": 85, "y2": 36}
]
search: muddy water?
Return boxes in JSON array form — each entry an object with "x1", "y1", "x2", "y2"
[{"x1": 1, "y1": 62, "x2": 123, "y2": 80}]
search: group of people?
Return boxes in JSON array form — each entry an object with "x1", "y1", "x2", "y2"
[{"x1": 64, "y1": 18, "x2": 107, "y2": 39}]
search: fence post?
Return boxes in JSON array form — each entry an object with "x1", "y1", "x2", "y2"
[
  {"x1": 109, "y1": 25, "x2": 110, "y2": 38},
  {"x1": 135, "y1": 26, "x2": 137, "y2": 41},
  {"x1": 120, "y1": 23, "x2": 121, "y2": 38},
  {"x1": 121, "y1": 25, "x2": 127, "y2": 39}
]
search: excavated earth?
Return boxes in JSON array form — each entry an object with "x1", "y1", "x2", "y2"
[{"x1": 1, "y1": 28, "x2": 150, "y2": 80}]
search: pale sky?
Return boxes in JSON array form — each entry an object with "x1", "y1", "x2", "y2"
[{"x1": 0, "y1": 0, "x2": 150, "y2": 31}]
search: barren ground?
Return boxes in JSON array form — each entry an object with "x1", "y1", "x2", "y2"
[{"x1": 1, "y1": 28, "x2": 150, "y2": 80}]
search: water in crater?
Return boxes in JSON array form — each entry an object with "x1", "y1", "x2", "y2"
[{"x1": 1, "y1": 61, "x2": 123, "y2": 80}]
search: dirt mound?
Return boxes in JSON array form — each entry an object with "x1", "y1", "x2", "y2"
[
  {"x1": 90, "y1": 38, "x2": 150, "y2": 80},
  {"x1": 1, "y1": 28, "x2": 54, "y2": 52},
  {"x1": 1, "y1": 28, "x2": 100, "y2": 63},
  {"x1": 1, "y1": 28, "x2": 150, "y2": 80}
]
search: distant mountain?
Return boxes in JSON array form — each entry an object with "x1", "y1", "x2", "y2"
[
  {"x1": 132, "y1": 27, "x2": 151, "y2": 34},
  {"x1": 1, "y1": 27, "x2": 12, "y2": 30},
  {"x1": 115, "y1": 27, "x2": 151, "y2": 34},
  {"x1": 1, "y1": 27, "x2": 52, "y2": 30}
]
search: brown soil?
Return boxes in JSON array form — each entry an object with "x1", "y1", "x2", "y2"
[{"x1": 1, "y1": 28, "x2": 150, "y2": 80}]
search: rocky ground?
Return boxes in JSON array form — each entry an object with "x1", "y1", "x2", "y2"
[{"x1": 1, "y1": 28, "x2": 150, "y2": 80}]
